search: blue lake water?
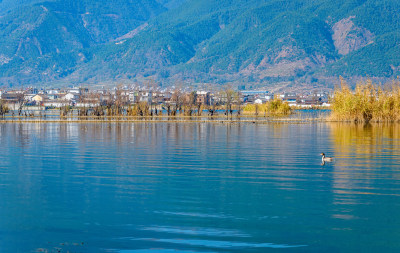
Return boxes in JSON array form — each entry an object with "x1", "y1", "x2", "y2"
[{"x1": 1, "y1": 122, "x2": 400, "y2": 252}]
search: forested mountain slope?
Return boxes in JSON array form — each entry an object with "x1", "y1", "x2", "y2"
[{"x1": 1, "y1": 0, "x2": 399, "y2": 87}]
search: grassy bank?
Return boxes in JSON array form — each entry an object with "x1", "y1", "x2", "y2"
[{"x1": 331, "y1": 79, "x2": 400, "y2": 123}]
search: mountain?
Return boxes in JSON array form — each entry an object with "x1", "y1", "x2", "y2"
[
  {"x1": 0, "y1": 0, "x2": 47, "y2": 13},
  {"x1": 155, "y1": 0, "x2": 186, "y2": 9},
  {"x1": 0, "y1": 0, "x2": 167, "y2": 86},
  {"x1": 1, "y1": 0, "x2": 400, "y2": 87}
]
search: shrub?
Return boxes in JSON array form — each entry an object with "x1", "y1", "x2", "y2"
[
  {"x1": 331, "y1": 79, "x2": 400, "y2": 122},
  {"x1": 243, "y1": 98, "x2": 292, "y2": 116}
]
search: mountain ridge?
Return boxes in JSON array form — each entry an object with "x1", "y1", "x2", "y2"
[{"x1": 0, "y1": 0, "x2": 399, "y2": 88}]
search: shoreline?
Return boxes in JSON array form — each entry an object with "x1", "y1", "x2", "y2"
[
  {"x1": 0, "y1": 119, "x2": 326, "y2": 124},
  {"x1": 2, "y1": 119, "x2": 399, "y2": 124},
  {"x1": 0, "y1": 115, "x2": 328, "y2": 124}
]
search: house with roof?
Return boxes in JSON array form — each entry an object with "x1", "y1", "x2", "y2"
[
  {"x1": 32, "y1": 94, "x2": 47, "y2": 104},
  {"x1": 62, "y1": 93, "x2": 79, "y2": 101},
  {"x1": 1, "y1": 93, "x2": 23, "y2": 103},
  {"x1": 196, "y1": 91, "x2": 211, "y2": 105}
]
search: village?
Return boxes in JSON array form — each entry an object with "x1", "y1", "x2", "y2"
[{"x1": 0, "y1": 85, "x2": 331, "y2": 114}]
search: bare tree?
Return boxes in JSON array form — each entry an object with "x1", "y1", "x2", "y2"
[
  {"x1": 207, "y1": 84, "x2": 217, "y2": 117},
  {"x1": 16, "y1": 93, "x2": 26, "y2": 117},
  {"x1": 222, "y1": 86, "x2": 235, "y2": 119},
  {"x1": 235, "y1": 91, "x2": 242, "y2": 117},
  {"x1": 171, "y1": 89, "x2": 182, "y2": 116}
]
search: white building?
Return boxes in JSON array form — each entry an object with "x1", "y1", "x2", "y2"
[
  {"x1": 47, "y1": 89, "x2": 60, "y2": 95},
  {"x1": 43, "y1": 100, "x2": 69, "y2": 108},
  {"x1": 139, "y1": 91, "x2": 152, "y2": 103},
  {"x1": 68, "y1": 88, "x2": 81, "y2": 94},
  {"x1": 76, "y1": 102, "x2": 100, "y2": 107},
  {"x1": 62, "y1": 93, "x2": 77, "y2": 101},
  {"x1": 129, "y1": 91, "x2": 137, "y2": 103}
]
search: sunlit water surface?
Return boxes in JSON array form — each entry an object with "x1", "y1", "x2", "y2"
[{"x1": 1, "y1": 122, "x2": 400, "y2": 252}]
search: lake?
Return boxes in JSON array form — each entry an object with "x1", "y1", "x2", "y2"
[{"x1": 1, "y1": 122, "x2": 400, "y2": 252}]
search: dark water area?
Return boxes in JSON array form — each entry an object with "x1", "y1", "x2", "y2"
[{"x1": 1, "y1": 122, "x2": 400, "y2": 252}]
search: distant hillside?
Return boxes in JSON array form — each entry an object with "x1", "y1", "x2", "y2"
[
  {"x1": 0, "y1": 0, "x2": 167, "y2": 85},
  {"x1": 155, "y1": 0, "x2": 186, "y2": 9},
  {"x1": 0, "y1": 0, "x2": 42, "y2": 13},
  {"x1": 1, "y1": 0, "x2": 400, "y2": 87}
]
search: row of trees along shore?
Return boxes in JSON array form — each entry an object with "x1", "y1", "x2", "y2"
[
  {"x1": 0, "y1": 88, "x2": 293, "y2": 120},
  {"x1": 330, "y1": 78, "x2": 400, "y2": 123},
  {"x1": 67, "y1": 90, "x2": 293, "y2": 119},
  {"x1": 6, "y1": 78, "x2": 400, "y2": 122},
  {"x1": 61, "y1": 89, "x2": 244, "y2": 119}
]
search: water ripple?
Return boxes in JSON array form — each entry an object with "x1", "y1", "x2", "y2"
[
  {"x1": 138, "y1": 226, "x2": 250, "y2": 238},
  {"x1": 132, "y1": 238, "x2": 307, "y2": 249},
  {"x1": 117, "y1": 250, "x2": 215, "y2": 253},
  {"x1": 153, "y1": 211, "x2": 245, "y2": 220}
]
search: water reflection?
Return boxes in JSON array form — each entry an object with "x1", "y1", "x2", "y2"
[
  {"x1": 327, "y1": 122, "x2": 400, "y2": 246},
  {"x1": 330, "y1": 123, "x2": 400, "y2": 157},
  {"x1": 329, "y1": 122, "x2": 400, "y2": 172}
]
